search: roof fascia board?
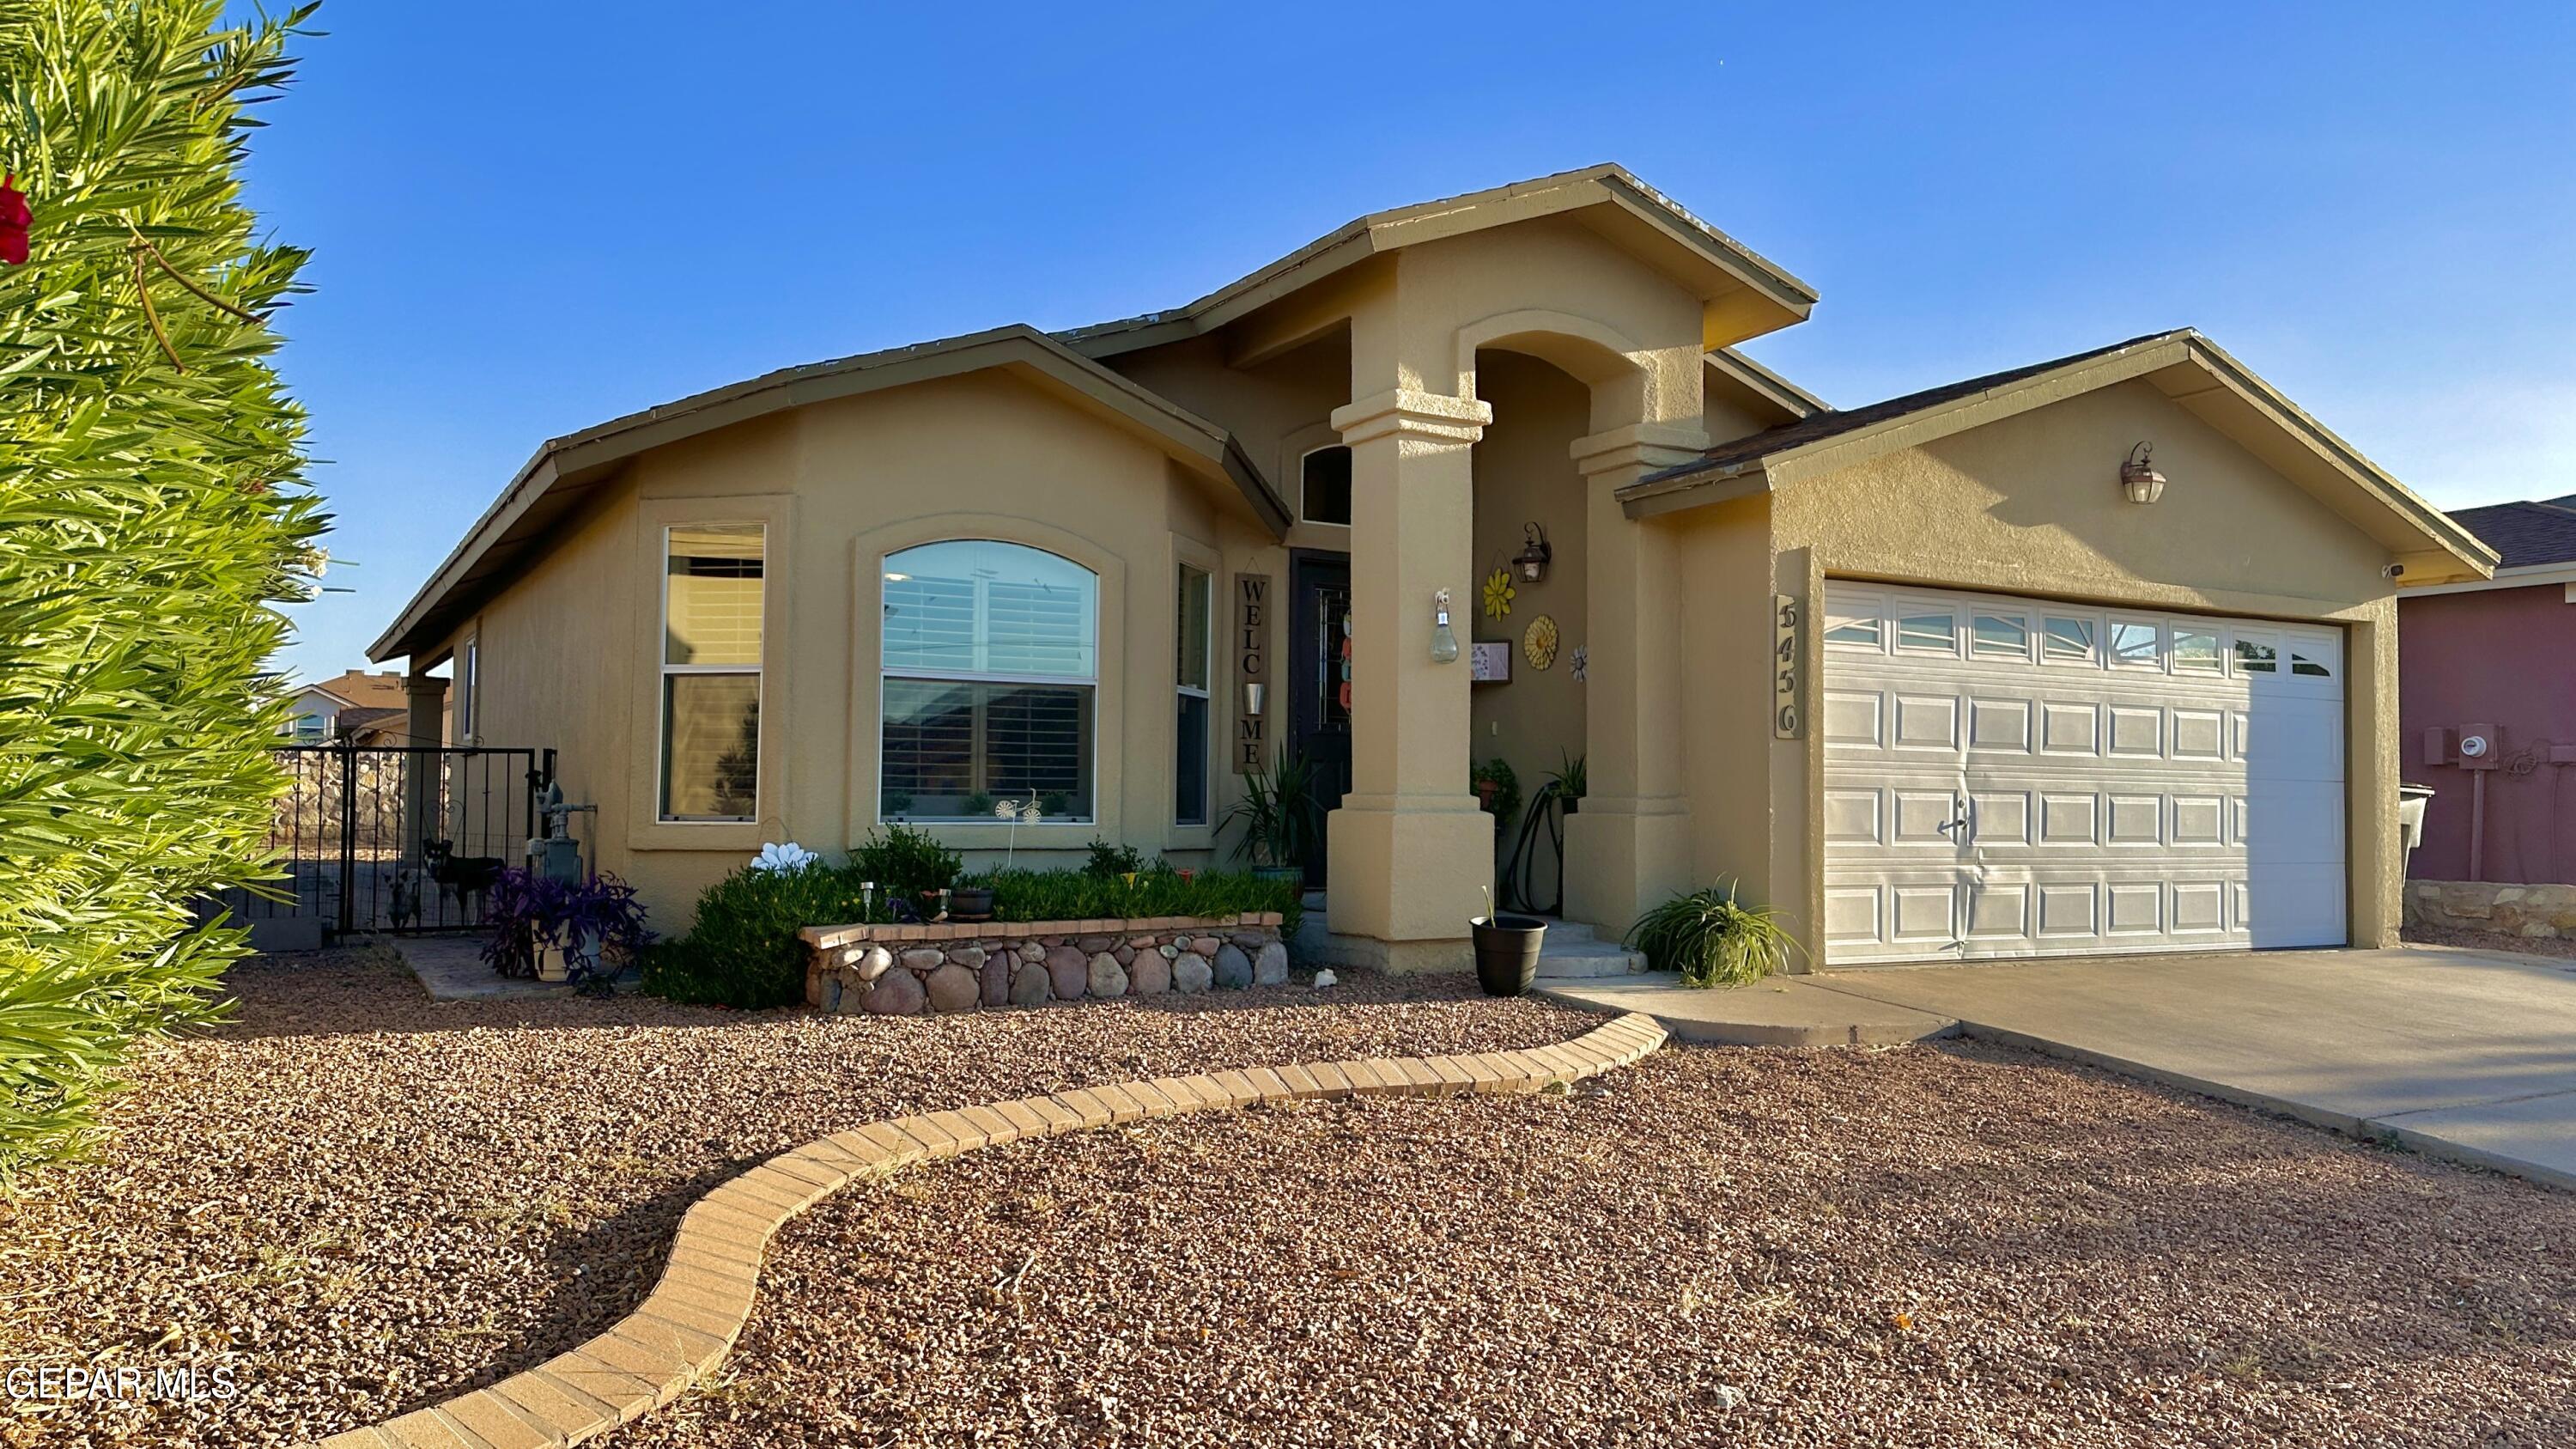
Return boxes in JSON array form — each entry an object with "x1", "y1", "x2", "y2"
[
  {"x1": 1620, "y1": 465, "x2": 1771, "y2": 520},
  {"x1": 1705, "y1": 347, "x2": 1827, "y2": 419},
  {"x1": 2396, "y1": 559, "x2": 2567, "y2": 596}
]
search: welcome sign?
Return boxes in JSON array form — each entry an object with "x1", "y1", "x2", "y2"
[{"x1": 1235, "y1": 572, "x2": 1271, "y2": 772}]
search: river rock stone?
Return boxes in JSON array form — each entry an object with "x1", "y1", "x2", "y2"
[
  {"x1": 1188, "y1": 936, "x2": 1221, "y2": 957},
  {"x1": 1113, "y1": 944, "x2": 1135, "y2": 966},
  {"x1": 1212, "y1": 943, "x2": 1253, "y2": 989},
  {"x1": 1018, "y1": 941, "x2": 1047, "y2": 963},
  {"x1": 1130, "y1": 951, "x2": 1171, "y2": 995},
  {"x1": 1077, "y1": 935, "x2": 1114, "y2": 954},
  {"x1": 1009, "y1": 960, "x2": 1053, "y2": 1005},
  {"x1": 854, "y1": 947, "x2": 895, "y2": 982},
  {"x1": 946, "y1": 943, "x2": 987, "y2": 968},
  {"x1": 866, "y1": 967, "x2": 925, "y2": 1015},
  {"x1": 1254, "y1": 941, "x2": 1289, "y2": 986},
  {"x1": 820, "y1": 975, "x2": 845, "y2": 1012},
  {"x1": 979, "y1": 957, "x2": 1009, "y2": 1007},
  {"x1": 1173, "y1": 954, "x2": 1213, "y2": 994},
  {"x1": 925, "y1": 962, "x2": 979, "y2": 1014},
  {"x1": 1047, "y1": 944, "x2": 1089, "y2": 1000},
  {"x1": 899, "y1": 947, "x2": 946, "y2": 973},
  {"x1": 1087, "y1": 952, "x2": 1129, "y2": 998}
]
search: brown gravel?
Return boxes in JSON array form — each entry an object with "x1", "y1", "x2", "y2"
[
  {"x1": 0, "y1": 946, "x2": 1583, "y2": 1448},
  {"x1": 2404, "y1": 921, "x2": 2576, "y2": 965},
  {"x1": 7, "y1": 949, "x2": 2576, "y2": 1448},
  {"x1": 623, "y1": 1044, "x2": 2576, "y2": 1449}
]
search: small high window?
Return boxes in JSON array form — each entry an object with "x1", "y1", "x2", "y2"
[
  {"x1": 1176, "y1": 564, "x2": 1212, "y2": 826},
  {"x1": 2109, "y1": 621, "x2": 2160, "y2": 668},
  {"x1": 2235, "y1": 636, "x2": 2278, "y2": 673},
  {"x1": 1896, "y1": 611, "x2": 1956, "y2": 653},
  {"x1": 1301, "y1": 446, "x2": 1352, "y2": 527}
]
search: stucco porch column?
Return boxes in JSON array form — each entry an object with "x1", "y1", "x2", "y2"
[
  {"x1": 1563, "y1": 423, "x2": 1710, "y2": 935},
  {"x1": 1324, "y1": 387, "x2": 1496, "y2": 973}
]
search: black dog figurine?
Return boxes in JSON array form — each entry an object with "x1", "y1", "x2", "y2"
[{"x1": 420, "y1": 837, "x2": 506, "y2": 922}]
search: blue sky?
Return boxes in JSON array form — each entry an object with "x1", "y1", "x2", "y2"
[{"x1": 247, "y1": 1, "x2": 2576, "y2": 683}]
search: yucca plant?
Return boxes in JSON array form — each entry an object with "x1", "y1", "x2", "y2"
[
  {"x1": 0, "y1": 0, "x2": 327, "y2": 1173},
  {"x1": 1625, "y1": 883, "x2": 1803, "y2": 988}
]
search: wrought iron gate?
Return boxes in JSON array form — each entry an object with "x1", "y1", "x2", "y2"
[{"x1": 218, "y1": 744, "x2": 550, "y2": 945}]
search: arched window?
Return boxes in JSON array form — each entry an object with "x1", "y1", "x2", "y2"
[{"x1": 880, "y1": 540, "x2": 1098, "y2": 822}]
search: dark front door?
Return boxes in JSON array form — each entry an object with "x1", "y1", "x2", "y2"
[{"x1": 1287, "y1": 551, "x2": 1352, "y2": 888}]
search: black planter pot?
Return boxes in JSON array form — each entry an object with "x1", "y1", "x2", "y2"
[
  {"x1": 1471, "y1": 914, "x2": 1546, "y2": 997},
  {"x1": 1252, "y1": 865, "x2": 1304, "y2": 889},
  {"x1": 948, "y1": 886, "x2": 994, "y2": 922}
]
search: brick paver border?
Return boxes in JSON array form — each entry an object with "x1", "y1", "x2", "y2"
[{"x1": 307, "y1": 1013, "x2": 1668, "y2": 1448}]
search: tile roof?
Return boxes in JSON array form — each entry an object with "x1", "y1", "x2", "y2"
[{"x1": 2447, "y1": 495, "x2": 2576, "y2": 569}]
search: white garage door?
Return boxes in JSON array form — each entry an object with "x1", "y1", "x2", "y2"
[{"x1": 1819, "y1": 583, "x2": 2346, "y2": 964}]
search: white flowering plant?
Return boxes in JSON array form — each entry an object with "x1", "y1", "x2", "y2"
[{"x1": 749, "y1": 842, "x2": 822, "y2": 874}]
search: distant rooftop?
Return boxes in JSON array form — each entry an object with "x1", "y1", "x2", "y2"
[{"x1": 2449, "y1": 495, "x2": 2576, "y2": 569}]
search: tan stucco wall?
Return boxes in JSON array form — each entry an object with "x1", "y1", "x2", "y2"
[
  {"x1": 1672, "y1": 377, "x2": 2408, "y2": 965},
  {"x1": 428, "y1": 368, "x2": 1282, "y2": 930}
]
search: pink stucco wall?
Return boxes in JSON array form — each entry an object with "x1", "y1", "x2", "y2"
[{"x1": 2399, "y1": 581, "x2": 2576, "y2": 882}]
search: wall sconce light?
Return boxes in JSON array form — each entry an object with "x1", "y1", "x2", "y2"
[
  {"x1": 1431, "y1": 588, "x2": 1461, "y2": 664},
  {"x1": 1512, "y1": 521, "x2": 1552, "y2": 583},
  {"x1": 2119, "y1": 442, "x2": 2166, "y2": 505}
]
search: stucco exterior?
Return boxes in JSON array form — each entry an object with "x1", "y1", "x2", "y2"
[{"x1": 374, "y1": 166, "x2": 2487, "y2": 964}]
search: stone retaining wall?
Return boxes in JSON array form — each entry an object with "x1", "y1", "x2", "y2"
[
  {"x1": 799, "y1": 913, "x2": 1289, "y2": 1014},
  {"x1": 2404, "y1": 880, "x2": 2576, "y2": 938}
]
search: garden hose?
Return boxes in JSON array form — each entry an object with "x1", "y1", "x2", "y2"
[{"x1": 1502, "y1": 780, "x2": 1567, "y2": 916}]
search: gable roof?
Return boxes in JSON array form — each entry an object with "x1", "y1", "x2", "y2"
[
  {"x1": 1616, "y1": 328, "x2": 2498, "y2": 585},
  {"x1": 2448, "y1": 495, "x2": 2576, "y2": 569},
  {"x1": 297, "y1": 669, "x2": 408, "y2": 711},
  {"x1": 370, "y1": 326, "x2": 1291, "y2": 662},
  {"x1": 1706, "y1": 345, "x2": 1827, "y2": 422},
  {"x1": 1055, "y1": 164, "x2": 1819, "y2": 360}
]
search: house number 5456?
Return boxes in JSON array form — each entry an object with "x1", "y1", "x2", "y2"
[{"x1": 1772, "y1": 594, "x2": 1803, "y2": 740}]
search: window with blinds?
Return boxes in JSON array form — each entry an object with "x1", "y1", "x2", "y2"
[
  {"x1": 880, "y1": 540, "x2": 1097, "y2": 820},
  {"x1": 660, "y1": 524, "x2": 764, "y2": 821},
  {"x1": 1176, "y1": 564, "x2": 1211, "y2": 825}
]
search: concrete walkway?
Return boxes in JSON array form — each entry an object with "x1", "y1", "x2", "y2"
[
  {"x1": 1804, "y1": 946, "x2": 2576, "y2": 1190},
  {"x1": 398, "y1": 934, "x2": 574, "y2": 1002},
  {"x1": 1536, "y1": 974, "x2": 1959, "y2": 1047}
]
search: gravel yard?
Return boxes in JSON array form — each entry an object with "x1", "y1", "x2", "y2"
[
  {"x1": 4, "y1": 948, "x2": 2576, "y2": 1448},
  {"x1": 0, "y1": 947, "x2": 1581, "y2": 1448}
]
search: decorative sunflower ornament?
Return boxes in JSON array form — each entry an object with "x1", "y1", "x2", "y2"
[
  {"x1": 1523, "y1": 615, "x2": 1559, "y2": 670},
  {"x1": 1482, "y1": 569, "x2": 1516, "y2": 619}
]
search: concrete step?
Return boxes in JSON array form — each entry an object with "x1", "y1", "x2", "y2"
[{"x1": 1534, "y1": 935, "x2": 1649, "y2": 979}]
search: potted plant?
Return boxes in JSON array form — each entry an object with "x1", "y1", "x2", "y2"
[
  {"x1": 1549, "y1": 750, "x2": 1587, "y2": 816},
  {"x1": 1220, "y1": 747, "x2": 1322, "y2": 887},
  {"x1": 1624, "y1": 881, "x2": 1801, "y2": 988},
  {"x1": 1470, "y1": 758, "x2": 1521, "y2": 837},
  {"x1": 1471, "y1": 886, "x2": 1546, "y2": 996}
]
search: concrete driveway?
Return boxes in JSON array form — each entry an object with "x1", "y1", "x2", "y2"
[{"x1": 1805, "y1": 945, "x2": 2576, "y2": 1190}]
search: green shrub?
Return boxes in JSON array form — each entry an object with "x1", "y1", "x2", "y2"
[
  {"x1": 640, "y1": 861, "x2": 870, "y2": 1008},
  {"x1": 848, "y1": 822, "x2": 962, "y2": 903},
  {"x1": 976, "y1": 868, "x2": 1299, "y2": 936},
  {"x1": 1625, "y1": 883, "x2": 1803, "y2": 988},
  {"x1": 0, "y1": 2, "x2": 329, "y2": 1172},
  {"x1": 1082, "y1": 837, "x2": 1146, "y2": 878}
]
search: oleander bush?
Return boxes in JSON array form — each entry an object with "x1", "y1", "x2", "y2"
[{"x1": 0, "y1": 1, "x2": 328, "y2": 1172}]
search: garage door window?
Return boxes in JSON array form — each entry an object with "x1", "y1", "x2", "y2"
[
  {"x1": 2109, "y1": 620, "x2": 2160, "y2": 669},
  {"x1": 2234, "y1": 635, "x2": 2278, "y2": 673},
  {"x1": 2291, "y1": 647, "x2": 2333, "y2": 679},
  {"x1": 2042, "y1": 617, "x2": 2095, "y2": 664},
  {"x1": 1971, "y1": 612, "x2": 2030, "y2": 660},
  {"x1": 1897, "y1": 610, "x2": 1956, "y2": 654},
  {"x1": 2172, "y1": 626, "x2": 2224, "y2": 673}
]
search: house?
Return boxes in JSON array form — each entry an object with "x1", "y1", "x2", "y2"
[
  {"x1": 368, "y1": 165, "x2": 2493, "y2": 970},
  {"x1": 281, "y1": 668, "x2": 424, "y2": 743},
  {"x1": 2398, "y1": 494, "x2": 2576, "y2": 885}
]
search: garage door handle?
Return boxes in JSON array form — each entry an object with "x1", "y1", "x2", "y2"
[{"x1": 1936, "y1": 795, "x2": 1971, "y2": 836}]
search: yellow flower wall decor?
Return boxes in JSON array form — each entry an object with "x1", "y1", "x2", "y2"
[
  {"x1": 1524, "y1": 614, "x2": 1559, "y2": 670},
  {"x1": 1482, "y1": 569, "x2": 1516, "y2": 619}
]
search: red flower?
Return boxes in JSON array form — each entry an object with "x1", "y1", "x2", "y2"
[{"x1": 0, "y1": 174, "x2": 27, "y2": 265}]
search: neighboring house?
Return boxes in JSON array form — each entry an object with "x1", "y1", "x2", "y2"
[
  {"x1": 369, "y1": 165, "x2": 2493, "y2": 968},
  {"x1": 282, "y1": 669, "x2": 419, "y2": 743},
  {"x1": 2398, "y1": 494, "x2": 2576, "y2": 884}
]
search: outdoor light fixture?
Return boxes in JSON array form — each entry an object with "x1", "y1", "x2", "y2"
[
  {"x1": 1431, "y1": 588, "x2": 1461, "y2": 664},
  {"x1": 2119, "y1": 441, "x2": 2166, "y2": 505},
  {"x1": 1512, "y1": 521, "x2": 1552, "y2": 583}
]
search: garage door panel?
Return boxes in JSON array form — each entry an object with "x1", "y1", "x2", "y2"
[{"x1": 1822, "y1": 582, "x2": 2346, "y2": 964}]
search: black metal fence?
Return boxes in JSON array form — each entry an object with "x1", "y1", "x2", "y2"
[{"x1": 216, "y1": 744, "x2": 550, "y2": 945}]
